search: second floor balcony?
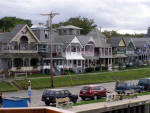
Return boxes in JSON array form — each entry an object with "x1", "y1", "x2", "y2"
[{"x1": 0, "y1": 43, "x2": 38, "y2": 53}]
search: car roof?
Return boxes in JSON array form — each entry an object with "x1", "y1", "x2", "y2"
[
  {"x1": 83, "y1": 85, "x2": 102, "y2": 87},
  {"x1": 45, "y1": 89, "x2": 66, "y2": 91},
  {"x1": 140, "y1": 78, "x2": 150, "y2": 80}
]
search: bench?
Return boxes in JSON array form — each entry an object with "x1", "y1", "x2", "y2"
[{"x1": 56, "y1": 97, "x2": 73, "y2": 108}]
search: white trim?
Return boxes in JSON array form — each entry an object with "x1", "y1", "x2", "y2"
[{"x1": 10, "y1": 24, "x2": 40, "y2": 43}]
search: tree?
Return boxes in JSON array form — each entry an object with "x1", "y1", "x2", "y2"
[
  {"x1": 53, "y1": 16, "x2": 97, "y2": 35},
  {"x1": 0, "y1": 17, "x2": 32, "y2": 32},
  {"x1": 102, "y1": 30, "x2": 145, "y2": 38}
]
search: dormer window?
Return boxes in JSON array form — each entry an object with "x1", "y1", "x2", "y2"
[
  {"x1": 71, "y1": 46, "x2": 76, "y2": 52},
  {"x1": 69, "y1": 29, "x2": 72, "y2": 35},
  {"x1": 45, "y1": 34, "x2": 48, "y2": 39},
  {"x1": 44, "y1": 30, "x2": 48, "y2": 39},
  {"x1": 63, "y1": 30, "x2": 67, "y2": 35},
  {"x1": 76, "y1": 31, "x2": 80, "y2": 35}
]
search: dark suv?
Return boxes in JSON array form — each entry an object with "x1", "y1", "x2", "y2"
[
  {"x1": 79, "y1": 85, "x2": 108, "y2": 100},
  {"x1": 115, "y1": 81, "x2": 143, "y2": 94},
  {"x1": 138, "y1": 78, "x2": 150, "y2": 91},
  {"x1": 41, "y1": 89, "x2": 78, "y2": 106}
]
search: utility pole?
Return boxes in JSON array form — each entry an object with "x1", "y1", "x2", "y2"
[{"x1": 41, "y1": 12, "x2": 59, "y2": 88}]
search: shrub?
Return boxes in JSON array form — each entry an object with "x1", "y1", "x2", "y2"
[
  {"x1": 102, "y1": 67, "x2": 108, "y2": 70},
  {"x1": 85, "y1": 67, "x2": 94, "y2": 72},
  {"x1": 95, "y1": 66, "x2": 100, "y2": 71}
]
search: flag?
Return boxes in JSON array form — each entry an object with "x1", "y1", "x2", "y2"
[{"x1": 56, "y1": 49, "x2": 59, "y2": 56}]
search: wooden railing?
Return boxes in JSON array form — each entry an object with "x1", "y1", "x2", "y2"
[{"x1": 0, "y1": 107, "x2": 74, "y2": 113}]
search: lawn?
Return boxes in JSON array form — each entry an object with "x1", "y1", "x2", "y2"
[
  {"x1": 27, "y1": 73, "x2": 49, "y2": 78},
  {"x1": 73, "y1": 98, "x2": 106, "y2": 106},
  {"x1": 0, "y1": 81, "x2": 17, "y2": 92},
  {"x1": 15, "y1": 68, "x2": 150, "y2": 89}
]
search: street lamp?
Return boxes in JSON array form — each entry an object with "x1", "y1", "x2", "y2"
[{"x1": 41, "y1": 12, "x2": 59, "y2": 88}]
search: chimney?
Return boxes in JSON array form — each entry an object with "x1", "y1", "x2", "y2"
[{"x1": 107, "y1": 32, "x2": 111, "y2": 39}]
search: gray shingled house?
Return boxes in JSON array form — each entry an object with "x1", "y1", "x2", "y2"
[
  {"x1": 0, "y1": 24, "x2": 41, "y2": 73},
  {"x1": 31, "y1": 24, "x2": 113, "y2": 73}
]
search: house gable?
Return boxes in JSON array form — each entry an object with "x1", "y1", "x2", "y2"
[
  {"x1": 10, "y1": 25, "x2": 39, "y2": 44},
  {"x1": 119, "y1": 39, "x2": 126, "y2": 47},
  {"x1": 127, "y1": 41, "x2": 135, "y2": 51}
]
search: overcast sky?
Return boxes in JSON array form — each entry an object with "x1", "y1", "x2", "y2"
[{"x1": 0, "y1": 0, "x2": 150, "y2": 34}]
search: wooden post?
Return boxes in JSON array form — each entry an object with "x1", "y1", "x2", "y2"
[{"x1": 0, "y1": 92, "x2": 2, "y2": 108}]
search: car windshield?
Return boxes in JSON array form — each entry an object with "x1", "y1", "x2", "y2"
[
  {"x1": 139, "y1": 79, "x2": 146, "y2": 84},
  {"x1": 82, "y1": 86, "x2": 90, "y2": 91},
  {"x1": 43, "y1": 90, "x2": 55, "y2": 96}
]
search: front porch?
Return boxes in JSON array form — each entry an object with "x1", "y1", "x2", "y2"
[
  {"x1": 9, "y1": 57, "x2": 40, "y2": 72},
  {"x1": 0, "y1": 53, "x2": 41, "y2": 72}
]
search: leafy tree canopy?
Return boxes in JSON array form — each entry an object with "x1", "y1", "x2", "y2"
[
  {"x1": 103, "y1": 30, "x2": 145, "y2": 38},
  {"x1": 53, "y1": 16, "x2": 97, "y2": 35},
  {"x1": 0, "y1": 17, "x2": 32, "y2": 32}
]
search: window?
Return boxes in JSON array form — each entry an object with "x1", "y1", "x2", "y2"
[
  {"x1": 45, "y1": 34, "x2": 48, "y2": 39},
  {"x1": 69, "y1": 29, "x2": 72, "y2": 35},
  {"x1": 44, "y1": 31, "x2": 48, "y2": 39},
  {"x1": 71, "y1": 46, "x2": 76, "y2": 52},
  {"x1": 64, "y1": 90, "x2": 70, "y2": 95},
  {"x1": 76, "y1": 30, "x2": 80, "y2": 35},
  {"x1": 93, "y1": 86, "x2": 99, "y2": 90},
  {"x1": 82, "y1": 86, "x2": 90, "y2": 91},
  {"x1": 63, "y1": 30, "x2": 67, "y2": 35},
  {"x1": 99, "y1": 87, "x2": 105, "y2": 91}
]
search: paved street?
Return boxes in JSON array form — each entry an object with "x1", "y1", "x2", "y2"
[{"x1": 3, "y1": 82, "x2": 116, "y2": 107}]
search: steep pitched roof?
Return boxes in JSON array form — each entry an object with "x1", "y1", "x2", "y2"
[
  {"x1": 0, "y1": 24, "x2": 26, "y2": 43},
  {"x1": 107, "y1": 36, "x2": 123, "y2": 47},
  {"x1": 87, "y1": 28, "x2": 110, "y2": 47}
]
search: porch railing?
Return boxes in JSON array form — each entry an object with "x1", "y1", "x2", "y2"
[{"x1": 0, "y1": 44, "x2": 38, "y2": 52}]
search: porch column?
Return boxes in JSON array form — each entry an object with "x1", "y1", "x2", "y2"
[
  {"x1": 23, "y1": 58, "x2": 25, "y2": 67},
  {"x1": 81, "y1": 60, "x2": 83, "y2": 72},
  {"x1": 77, "y1": 60, "x2": 78, "y2": 69},
  {"x1": 104, "y1": 58, "x2": 105, "y2": 67},
  {"x1": 67, "y1": 60, "x2": 69, "y2": 68},
  {"x1": 11, "y1": 58, "x2": 14, "y2": 68},
  {"x1": 104, "y1": 48, "x2": 105, "y2": 56},
  {"x1": 71, "y1": 60, "x2": 73, "y2": 68},
  {"x1": 111, "y1": 47, "x2": 112, "y2": 56},
  {"x1": 108, "y1": 58, "x2": 109, "y2": 66},
  {"x1": 70, "y1": 45, "x2": 71, "y2": 54},
  {"x1": 29, "y1": 58, "x2": 31, "y2": 66},
  {"x1": 111, "y1": 58, "x2": 112, "y2": 66}
]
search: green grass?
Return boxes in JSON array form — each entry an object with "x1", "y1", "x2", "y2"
[
  {"x1": 27, "y1": 74, "x2": 49, "y2": 78},
  {"x1": 73, "y1": 98, "x2": 106, "y2": 106},
  {"x1": 0, "y1": 81, "x2": 17, "y2": 92},
  {"x1": 137, "y1": 91, "x2": 150, "y2": 96},
  {"x1": 15, "y1": 68, "x2": 150, "y2": 89}
]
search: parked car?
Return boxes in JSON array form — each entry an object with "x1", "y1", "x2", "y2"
[
  {"x1": 41, "y1": 89, "x2": 78, "y2": 106},
  {"x1": 79, "y1": 85, "x2": 108, "y2": 100},
  {"x1": 115, "y1": 81, "x2": 143, "y2": 94},
  {"x1": 138, "y1": 78, "x2": 150, "y2": 91}
]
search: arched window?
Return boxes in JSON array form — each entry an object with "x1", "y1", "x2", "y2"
[
  {"x1": 20, "y1": 36, "x2": 28, "y2": 50},
  {"x1": 20, "y1": 36, "x2": 28, "y2": 44}
]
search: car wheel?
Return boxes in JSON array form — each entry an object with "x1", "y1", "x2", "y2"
[
  {"x1": 81, "y1": 97, "x2": 85, "y2": 101},
  {"x1": 73, "y1": 99, "x2": 77, "y2": 103},
  {"x1": 93, "y1": 95, "x2": 98, "y2": 100},
  {"x1": 45, "y1": 101, "x2": 50, "y2": 106}
]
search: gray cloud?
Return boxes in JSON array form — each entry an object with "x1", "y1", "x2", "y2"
[{"x1": 0, "y1": 0, "x2": 150, "y2": 33}]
